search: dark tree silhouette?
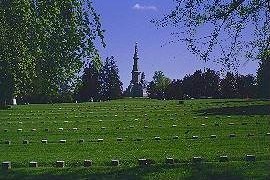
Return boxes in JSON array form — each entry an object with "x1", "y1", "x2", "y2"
[
  {"x1": 203, "y1": 69, "x2": 220, "y2": 98},
  {"x1": 77, "y1": 61, "x2": 101, "y2": 102},
  {"x1": 257, "y1": 57, "x2": 270, "y2": 98},
  {"x1": 99, "y1": 56, "x2": 122, "y2": 100},
  {"x1": 220, "y1": 72, "x2": 237, "y2": 98}
]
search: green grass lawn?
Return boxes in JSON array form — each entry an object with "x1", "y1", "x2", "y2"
[{"x1": 0, "y1": 98, "x2": 269, "y2": 179}]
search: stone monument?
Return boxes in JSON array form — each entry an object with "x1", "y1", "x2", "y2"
[{"x1": 126, "y1": 42, "x2": 143, "y2": 97}]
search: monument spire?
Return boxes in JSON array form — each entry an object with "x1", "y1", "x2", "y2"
[
  {"x1": 131, "y1": 42, "x2": 140, "y2": 84},
  {"x1": 126, "y1": 42, "x2": 143, "y2": 97},
  {"x1": 133, "y1": 42, "x2": 139, "y2": 72}
]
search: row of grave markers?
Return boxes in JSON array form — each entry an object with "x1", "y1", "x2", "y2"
[
  {"x1": 2, "y1": 122, "x2": 268, "y2": 133},
  {"x1": 2, "y1": 132, "x2": 270, "y2": 145},
  {"x1": 1, "y1": 155, "x2": 257, "y2": 170}
]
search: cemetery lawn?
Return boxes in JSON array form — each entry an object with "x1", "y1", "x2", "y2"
[{"x1": 0, "y1": 98, "x2": 269, "y2": 179}]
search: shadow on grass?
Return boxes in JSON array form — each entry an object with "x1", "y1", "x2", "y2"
[
  {"x1": 198, "y1": 104, "x2": 270, "y2": 116},
  {"x1": 1, "y1": 162, "x2": 269, "y2": 180},
  {"x1": 210, "y1": 99, "x2": 270, "y2": 104}
]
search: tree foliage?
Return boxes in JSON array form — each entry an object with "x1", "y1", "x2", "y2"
[
  {"x1": 0, "y1": 0, "x2": 105, "y2": 104},
  {"x1": 147, "y1": 71, "x2": 171, "y2": 99},
  {"x1": 76, "y1": 60, "x2": 101, "y2": 102},
  {"x1": 77, "y1": 56, "x2": 122, "y2": 102},
  {"x1": 182, "y1": 69, "x2": 220, "y2": 98},
  {"x1": 99, "y1": 56, "x2": 122, "y2": 100},
  {"x1": 147, "y1": 69, "x2": 256, "y2": 100},
  {"x1": 257, "y1": 56, "x2": 270, "y2": 98},
  {"x1": 153, "y1": 0, "x2": 270, "y2": 68}
]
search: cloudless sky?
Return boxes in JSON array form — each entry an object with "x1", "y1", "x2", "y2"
[{"x1": 93, "y1": 1, "x2": 259, "y2": 89}]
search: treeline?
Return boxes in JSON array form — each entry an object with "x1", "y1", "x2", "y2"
[
  {"x1": 76, "y1": 56, "x2": 122, "y2": 102},
  {"x1": 15, "y1": 56, "x2": 122, "y2": 104},
  {"x1": 147, "y1": 69, "x2": 258, "y2": 100}
]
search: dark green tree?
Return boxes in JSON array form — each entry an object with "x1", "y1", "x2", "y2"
[
  {"x1": 99, "y1": 56, "x2": 122, "y2": 100},
  {"x1": 140, "y1": 72, "x2": 147, "y2": 89},
  {"x1": 235, "y1": 74, "x2": 256, "y2": 98},
  {"x1": 77, "y1": 59, "x2": 102, "y2": 102},
  {"x1": 182, "y1": 70, "x2": 204, "y2": 98},
  {"x1": 257, "y1": 57, "x2": 270, "y2": 98},
  {"x1": 166, "y1": 79, "x2": 184, "y2": 100},
  {"x1": 220, "y1": 72, "x2": 237, "y2": 98},
  {"x1": 203, "y1": 69, "x2": 220, "y2": 98}
]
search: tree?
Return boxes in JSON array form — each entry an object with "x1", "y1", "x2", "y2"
[
  {"x1": 77, "y1": 59, "x2": 102, "y2": 102},
  {"x1": 140, "y1": 72, "x2": 147, "y2": 89},
  {"x1": 0, "y1": 0, "x2": 105, "y2": 104},
  {"x1": 235, "y1": 74, "x2": 256, "y2": 98},
  {"x1": 153, "y1": 0, "x2": 270, "y2": 68},
  {"x1": 257, "y1": 57, "x2": 270, "y2": 98},
  {"x1": 203, "y1": 69, "x2": 220, "y2": 98},
  {"x1": 99, "y1": 56, "x2": 122, "y2": 100},
  {"x1": 180, "y1": 69, "x2": 220, "y2": 99},
  {"x1": 147, "y1": 71, "x2": 171, "y2": 99},
  {"x1": 220, "y1": 72, "x2": 237, "y2": 98},
  {"x1": 182, "y1": 70, "x2": 204, "y2": 98},
  {"x1": 166, "y1": 79, "x2": 184, "y2": 100}
]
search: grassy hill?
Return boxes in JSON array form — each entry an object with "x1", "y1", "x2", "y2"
[{"x1": 0, "y1": 98, "x2": 269, "y2": 179}]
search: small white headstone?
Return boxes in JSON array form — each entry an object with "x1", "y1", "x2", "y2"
[
  {"x1": 117, "y1": 138, "x2": 123, "y2": 141},
  {"x1": 12, "y1": 98, "x2": 17, "y2": 105},
  {"x1": 41, "y1": 140, "x2": 48, "y2": 144},
  {"x1": 154, "y1": 136, "x2": 161, "y2": 140},
  {"x1": 111, "y1": 159, "x2": 119, "y2": 166},
  {"x1": 84, "y1": 160, "x2": 92, "y2": 167},
  {"x1": 59, "y1": 140, "x2": 66, "y2": 143},
  {"x1": 2, "y1": 161, "x2": 11, "y2": 170},
  {"x1": 246, "y1": 154, "x2": 256, "y2": 162},
  {"x1": 219, "y1": 155, "x2": 229, "y2": 162},
  {"x1": 165, "y1": 157, "x2": 174, "y2": 164},
  {"x1": 210, "y1": 135, "x2": 217, "y2": 138},
  {"x1": 29, "y1": 161, "x2": 38, "y2": 168},
  {"x1": 192, "y1": 156, "x2": 202, "y2": 163},
  {"x1": 56, "y1": 161, "x2": 65, "y2": 168}
]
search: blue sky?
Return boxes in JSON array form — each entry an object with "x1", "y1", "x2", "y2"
[{"x1": 93, "y1": 1, "x2": 258, "y2": 89}]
